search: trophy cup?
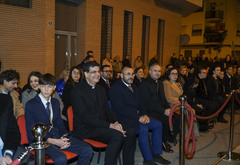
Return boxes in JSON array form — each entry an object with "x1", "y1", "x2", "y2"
[{"x1": 31, "y1": 123, "x2": 50, "y2": 165}]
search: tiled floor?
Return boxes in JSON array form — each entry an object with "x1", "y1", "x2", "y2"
[{"x1": 71, "y1": 111, "x2": 240, "y2": 165}]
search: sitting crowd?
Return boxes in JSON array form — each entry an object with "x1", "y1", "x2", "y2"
[{"x1": 0, "y1": 51, "x2": 240, "y2": 165}]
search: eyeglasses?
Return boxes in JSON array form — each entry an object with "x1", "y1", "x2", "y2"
[
  {"x1": 89, "y1": 70, "x2": 101, "y2": 74},
  {"x1": 124, "y1": 73, "x2": 135, "y2": 76},
  {"x1": 72, "y1": 71, "x2": 80, "y2": 74}
]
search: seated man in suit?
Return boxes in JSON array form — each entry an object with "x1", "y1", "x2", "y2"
[
  {"x1": 109, "y1": 66, "x2": 171, "y2": 165},
  {"x1": 98, "y1": 65, "x2": 112, "y2": 99},
  {"x1": 25, "y1": 74, "x2": 92, "y2": 165},
  {"x1": 0, "y1": 93, "x2": 21, "y2": 165},
  {"x1": 138, "y1": 63, "x2": 180, "y2": 152},
  {"x1": 71, "y1": 61, "x2": 136, "y2": 165}
]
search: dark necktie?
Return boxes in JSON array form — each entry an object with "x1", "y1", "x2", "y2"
[
  {"x1": 46, "y1": 102, "x2": 53, "y2": 126},
  {"x1": 46, "y1": 102, "x2": 50, "y2": 115},
  {"x1": 215, "y1": 78, "x2": 219, "y2": 93},
  {"x1": 106, "y1": 80, "x2": 110, "y2": 88},
  {"x1": 128, "y1": 85, "x2": 134, "y2": 93}
]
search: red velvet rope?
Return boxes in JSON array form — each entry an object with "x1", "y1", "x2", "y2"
[
  {"x1": 169, "y1": 102, "x2": 196, "y2": 156},
  {"x1": 194, "y1": 93, "x2": 232, "y2": 120},
  {"x1": 235, "y1": 92, "x2": 240, "y2": 105}
]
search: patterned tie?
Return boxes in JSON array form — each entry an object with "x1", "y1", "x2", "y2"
[{"x1": 128, "y1": 85, "x2": 134, "y2": 93}]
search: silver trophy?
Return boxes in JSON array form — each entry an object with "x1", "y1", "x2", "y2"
[{"x1": 31, "y1": 123, "x2": 50, "y2": 165}]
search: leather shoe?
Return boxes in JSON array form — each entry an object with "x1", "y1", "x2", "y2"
[
  {"x1": 217, "y1": 118, "x2": 228, "y2": 123},
  {"x1": 153, "y1": 154, "x2": 171, "y2": 164},
  {"x1": 162, "y1": 143, "x2": 174, "y2": 153},
  {"x1": 143, "y1": 160, "x2": 157, "y2": 165}
]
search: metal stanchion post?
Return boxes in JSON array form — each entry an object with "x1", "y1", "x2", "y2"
[
  {"x1": 179, "y1": 95, "x2": 186, "y2": 165},
  {"x1": 218, "y1": 90, "x2": 240, "y2": 161},
  {"x1": 31, "y1": 123, "x2": 50, "y2": 165}
]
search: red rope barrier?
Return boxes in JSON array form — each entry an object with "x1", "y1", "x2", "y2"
[
  {"x1": 169, "y1": 102, "x2": 196, "y2": 156},
  {"x1": 235, "y1": 92, "x2": 240, "y2": 105},
  {"x1": 194, "y1": 93, "x2": 232, "y2": 120}
]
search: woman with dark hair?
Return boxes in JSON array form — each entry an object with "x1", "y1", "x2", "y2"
[
  {"x1": 62, "y1": 66, "x2": 81, "y2": 120},
  {"x1": 133, "y1": 67, "x2": 144, "y2": 86},
  {"x1": 223, "y1": 55, "x2": 233, "y2": 70},
  {"x1": 21, "y1": 71, "x2": 64, "y2": 111},
  {"x1": 163, "y1": 67, "x2": 200, "y2": 135},
  {"x1": 21, "y1": 71, "x2": 42, "y2": 108}
]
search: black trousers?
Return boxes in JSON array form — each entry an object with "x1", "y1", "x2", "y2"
[
  {"x1": 196, "y1": 98, "x2": 218, "y2": 116},
  {"x1": 149, "y1": 112, "x2": 180, "y2": 143},
  {"x1": 88, "y1": 125, "x2": 136, "y2": 165}
]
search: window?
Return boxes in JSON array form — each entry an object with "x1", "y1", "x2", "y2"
[
  {"x1": 101, "y1": 5, "x2": 113, "y2": 63},
  {"x1": 123, "y1": 11, "x2": 133, "y2": 62},
  {"x1": 157, "y1": 19, "x2": 165, "y2": 66},
  {"x1": 0, "y1": 0, "x2": 32, "y2": 8},
  {"x1": 192, "y1": 24, "x2": 202, "y2": 36},
  {"x1": 141, "y1": 15, "x2": 150, "y2": 66},
  {"x1": 199, "y1": 50, "x2": 205, "y2": 57},
  {"x1": 184, "y1": 50, "x2": 192, "y2": 59}
]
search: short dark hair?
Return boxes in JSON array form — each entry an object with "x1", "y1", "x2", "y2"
[
  {"x1": 121, "y1": 65, "x2": 132, "y2": 73},
  {"x1": 165, "y1": 67, "x2": 178, "y2": 81},
  {"x1": 101, "y1": 65, "x2": 110, "y2": 72},
  {"x1": 83, "y1": 61, "x2": 99, "y2": 73},
  {"x1": 39, "y1": 73, "x2": 56, "y2": 85},
  {"x1": 0, "y1": 69, "x2": 20, "y2": 85},
  {"x1": 87, "y1": 50, "x2": 93, "y2": 55},
  {"x1": 84, "y1": 55, "x2": 94, "y2": 62},
  {"x1": 134, "y1": 67, "x2": 143, "y2": 74}
]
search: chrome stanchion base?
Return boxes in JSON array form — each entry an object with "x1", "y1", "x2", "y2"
[{"x1": 217, "y1": 151, "x2": 240, "y2": 161}]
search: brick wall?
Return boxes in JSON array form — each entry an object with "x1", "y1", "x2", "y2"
[
  {"x1": 78, "y1": 0, "x2": 182, "y2": 67},
  {"x1": 0, "y1": 0, "x2": 55, "y2": 87}
]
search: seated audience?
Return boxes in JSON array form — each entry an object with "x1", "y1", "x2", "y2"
[
  {"x1": 138, "y1": 63, "x2": 179, "y2": 152},
  {"x1": 112, "y1": 56, "x2": 122, "y2": 74},
  {"x1": 21, "y1": 72, "x2": 64, "y2": 116},
  {"x1": 0, "y1": 93, "x2": 21, "y2": 164},
  {"x1": 0, "y1": 70, "x2": 24, "y2": 119},
  {"x1": 25, "y1": 74, "x2": 92, "y2": 165},
  {"x1": 163, "y1": 67, "x2": 199, "y2": 136},
  {"x1": 21, "y1": 71, "x2": 42, "y2": 108},
  {"x1": 207, "y1": 66, "x2": 227, "y2": 123},
  {"x1": 71, "y1": 61, "x2": 136, "y2": 165},
  {"x1": 98, "y1": 65, "x2": 112, "y2": 99},
  {"x1": 134, "y1": 56, "x2": 143, "y2": 69},
  {"x1": 110, "y1": 66, "x2": 171, "y2": 165},
  {"x1": 133, "y1": 67, "x2": 144, "y2": 87},
  {"x1": 224, "y1": 66, "x2": 234, "y2": 94},
  {"x1": 178, "y1": 65, "x2": 188, "y2": 87},
  {"x1": 122, "y1": 55, "x2": 131, "y2": 67},
  {"x1": 56, "y1": 68, "x2": 70, "y2": 98},
  {"x1": 102, "y1": 53, "x2": 113, "y2": 71},
  {"x1": 62, "y1": 66, "x2": 81, "y2": 120}
]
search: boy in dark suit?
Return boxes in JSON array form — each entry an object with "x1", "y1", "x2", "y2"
[{"x1": 25, "y1": 73, "x2": 92, "y2": 165}]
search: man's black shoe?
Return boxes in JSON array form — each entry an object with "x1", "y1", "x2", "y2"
[
  {"x1": 217, "y1": 118, "x2": 228, "y2": 123},
  {"x1": 153, "y1": 154, "x2": 171, "y2": 164},
  {"x1": 162, "y1": 143, "x2": 174, "y2": 153},
  {"x1": 143, "y1": 160, "x2": 157, "y2": 165}
]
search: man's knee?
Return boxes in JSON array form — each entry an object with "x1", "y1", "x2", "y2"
[{"x1": 53, "y1": 154, "x2": 67, "y2": 165}]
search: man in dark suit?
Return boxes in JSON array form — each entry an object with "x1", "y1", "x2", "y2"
[
  {"x1": 109, "y1": 66, "x2": 171, "y2": 165},
  {"x1": 98, "y1": 65, "x2": 112, "y2": 99},
  {"x1": 138, "y1": 63, "x2": 179, "y2": 152},
  {"x1": 223, "y1": 66, "x2": 233, "y2": 94},
  {"x1": 25, "y1": 74, "x2": 92, "y2": 165},
  {"x1": 0, "y1": 93, "x2": 21, "y2": 164},
  {"x1": 71, "y1": 61, "x2": 136, "y2": 165},
  {"x1": 206, "y1": 66, "x2": 227, "y2": 123}
]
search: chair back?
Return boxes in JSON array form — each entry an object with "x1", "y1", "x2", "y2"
[
  {"x1": 17, "y1": 115, "x2": 29, "y2": 144},
  {"x1": 67, "y1": 106, "x2": 73, "y2": 132}
]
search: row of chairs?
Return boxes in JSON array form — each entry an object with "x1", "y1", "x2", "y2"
[{"x1": 17, "y1": 106, "x2": 108, "y2": 164}]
